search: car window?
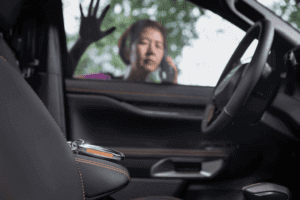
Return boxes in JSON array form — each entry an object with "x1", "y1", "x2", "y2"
[{"x1": 62, "y1": 0, "x2": 257, "y2": 86}]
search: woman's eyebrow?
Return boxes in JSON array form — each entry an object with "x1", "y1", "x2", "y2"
[{"x1": 140, "y1": 35, "x2": 163, "y2": 41}]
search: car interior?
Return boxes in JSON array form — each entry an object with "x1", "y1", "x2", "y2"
[{"x1": 1, "y1": 0, "x2": 300, "y2": 200}]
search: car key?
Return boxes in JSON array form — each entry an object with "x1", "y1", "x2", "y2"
[{"x1": 67, "y1": 139, "x2": 125, "y2": 161}]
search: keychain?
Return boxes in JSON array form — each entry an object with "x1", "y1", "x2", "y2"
[{"x1": 67, "y1": 139, "x2": 125, "y2": 161}]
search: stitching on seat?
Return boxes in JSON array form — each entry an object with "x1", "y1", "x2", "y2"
[
  {"x1": 44, "y1": 104, "x2": 86, "y2": 199},
  {"x1": 36, "y1": 91, "x2": 86, "y2": 199},
  {"x1": 75, "y1": 158, "x2": 130, "y2": 180},
  {"x1": 131, "y1": 196, "x2": 181, "y2": 200},
  {"x1": 75, "y1": 158, "x2": 130, "y2": 181},
  {"x1": 0, "y1": 55, "x2": 7, "y2": 62},
  {"x1": 75, "y1": 162, "x2": 86, "y2": 200},
  {"x1": 39, "y1": 91, "x2": 87, "y2": 199},
  {"x1": 75, "y1": 158, "x2": 129, "y2": 171},
  {"x1": 36, "y1": 97, "x2": 86, "y2": 198},
  {"x1": 75, "y1": 158, "x2": 130, "y2": 177},
  {"x1": 40, "y1": 102, "x2": 85, "y2": 199}
]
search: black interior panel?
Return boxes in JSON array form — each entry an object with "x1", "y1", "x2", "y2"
[
  {"x1": 65, "y1": 79, "x2": 213, "y2": 105},
  {"x1": 67, "y1": 93, "x2": 205, "y2": 149},
  {"x1": 65, "y1": 82, "x2": 235, "y2": 181},
  {"x1": 65, "y1": 80, "x2": 214, "y2": 149},
  {"x1": 67, "y1": 93, "x2": 206, "y2": 149}
]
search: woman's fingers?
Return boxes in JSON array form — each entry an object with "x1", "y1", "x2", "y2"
[
  {"x1": 98, "y1": 5, "x2": 110, "y2": 22},
  {"x1": 79, "y1": 4, "x2": 84, "y2": 17},
  {"x1": 166, "y1": 56, "x2": 177, "y2": 71},
  {"x1": 166, "y1": 56, "x2": 178, "y2": 84},
  {"x1": 166, "y1": 56, "x2": 172, "y2": 63},
  {"x1": 93, "y1": 0, "x2": 100, "y2": 17},
  {"x1": 88, "y1": 0, "x2": 94, "y2": 16},
  {"x1": 104, "y1": 27, "x2": 116, "y2": 36}
]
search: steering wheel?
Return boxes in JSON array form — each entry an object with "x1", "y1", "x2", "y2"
[{"x1": 201, "y1": 19, "x2": 274, "y2": 135}]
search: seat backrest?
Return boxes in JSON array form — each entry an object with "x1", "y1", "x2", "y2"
[
  {"x1": 0, "y1": 53, "x2": 84, "y2": 199},
  {"x1": 0, "y1": 1, "x2": 84, "y2": 198},
  {"x1": 1, "y1": 0, "x2": 68, "y2": 137}
]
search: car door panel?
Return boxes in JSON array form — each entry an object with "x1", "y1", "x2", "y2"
[
  {"x1": 66, "y1": 79, "x2": 211, "y2": 150},
  {"x1": 65, "y1": 79, "x2": 231, "y2": 179}
]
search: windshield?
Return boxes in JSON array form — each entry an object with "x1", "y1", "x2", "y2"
[{"x1": 256, "y1": 0, "x2": 300, "y2": 32}]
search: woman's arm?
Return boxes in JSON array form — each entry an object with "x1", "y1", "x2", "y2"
[
  {"x1": 69, "y1": 38, "x2": 92, "y2": 75},
  {"x1": 68, "y1": 0, "x2": 116, "y2": 76}
]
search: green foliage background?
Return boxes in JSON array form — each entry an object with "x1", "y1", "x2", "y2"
[
  {"x1": 65, "y1": 0, "x2": 300, "y2": 80},
  {"x1": 65, "y1": 0, "x2": 205, "y2": 78}
]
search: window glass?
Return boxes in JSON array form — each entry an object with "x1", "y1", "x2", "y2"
[{"x1": 62, "y1": 0, "x2": 257, "y2": 86}]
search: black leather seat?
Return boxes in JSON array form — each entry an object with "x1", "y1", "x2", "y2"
[{"x1": 1, "y1": 48, "x2": 85, "y2": 199}]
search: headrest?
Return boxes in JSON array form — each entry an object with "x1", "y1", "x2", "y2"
[{"x1": 0, "y1": 0, "x2": 24, "y2": 31}]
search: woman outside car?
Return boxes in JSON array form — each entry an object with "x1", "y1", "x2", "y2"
[{"x1": 69, "y1": 0, "x2": 177, "y2": 84}]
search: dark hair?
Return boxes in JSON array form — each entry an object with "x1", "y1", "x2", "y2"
[{"x1": 118, "y1": 19, "x2": 167, "y2": 65}]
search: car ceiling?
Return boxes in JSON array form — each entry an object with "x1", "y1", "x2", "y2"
[
  {"x1": 0, "y1": 0, "x2": 239, "y2": 30},
  {"x1": 0, "y1": 0, "x2": 289, "y2": 36}
]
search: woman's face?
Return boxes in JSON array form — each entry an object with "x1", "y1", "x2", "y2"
[{"x1": 132, "y1": 27, "x2": 164, "y2": 72}]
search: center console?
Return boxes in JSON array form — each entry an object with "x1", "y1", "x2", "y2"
[{"x1": 68, "y1": 140, "x2": 131, "y2": 200}]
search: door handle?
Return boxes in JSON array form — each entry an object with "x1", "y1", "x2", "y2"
[{"x1": 150, "y1": 157, "x2": 225, "y2": 179}]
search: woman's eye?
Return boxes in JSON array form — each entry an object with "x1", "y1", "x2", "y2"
[
  {"x1": 139, "y1": 40, "x2": 148, "y2": 44},
  {"x1": 156, "y1": 43, "x2": 163, "y2": 49}
]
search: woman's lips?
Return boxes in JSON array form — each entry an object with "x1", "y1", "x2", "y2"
[{"x1": 145, "y1": 59, "x2": 154, "y2": 64}]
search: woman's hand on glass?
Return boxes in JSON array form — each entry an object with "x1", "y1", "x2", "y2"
[
  {"x1": 79, "y1": 0, "x2": 116, "y2": 44},
  {"x1": 166, "y1": 56, "x2": 178, "y2": 84}
]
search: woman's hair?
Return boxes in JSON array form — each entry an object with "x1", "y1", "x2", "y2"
[{"x1": 118, "y1": 19, "x2": 167, "y2": 65}]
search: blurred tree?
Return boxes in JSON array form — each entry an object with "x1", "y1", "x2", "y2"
[
  {"x1": 285, "y1": 0, "x2": 300, "y2": 30},
  {"x1": 64, "y1": 0, "x2": 206, "y2": 79}
]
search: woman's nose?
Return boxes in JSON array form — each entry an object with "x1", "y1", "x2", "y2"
[{"x1": 147, "y1": 42, "x2": 155, "y2": 55}]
